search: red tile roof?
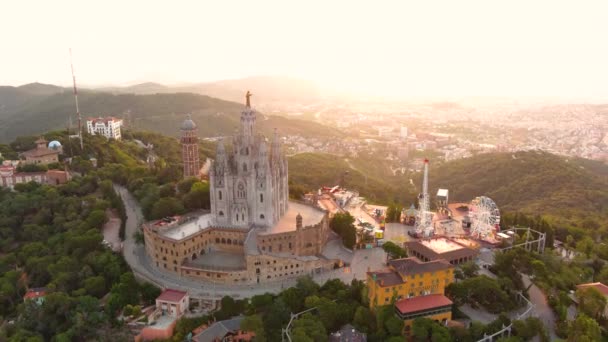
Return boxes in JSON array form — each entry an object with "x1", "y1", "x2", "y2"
[
  {"x1": 576, "y1": 282, "x2": 608, "y2": 296},
  {"x1": 395, "y1": 294, "x2": 453, "y2": 315},
  {"x1": 157, "y1": 289, "x2": 188, "y2": 302},
  {"x1": 24, "y1": 288, "x2": 48, "y2": 300}
]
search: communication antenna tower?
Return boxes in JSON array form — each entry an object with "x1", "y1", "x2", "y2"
[
  {"x1": 415, "y1": 159, "x2": 433, "y2": 237},
  {"x1": 69, "y1": 49, "x2": 83, "y2": 150}
]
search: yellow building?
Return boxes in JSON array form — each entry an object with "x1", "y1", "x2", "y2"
[
  {"x1": 367, "y1": 257, "x2": 454, "y2": 309},
  {"x1": 366, "y1": 257, "x2": 455, "y2": 336}
]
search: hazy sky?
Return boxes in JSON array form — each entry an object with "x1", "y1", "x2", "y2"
[{"x1": 2, "y1": 0, "x2": 608, "y2": 98}]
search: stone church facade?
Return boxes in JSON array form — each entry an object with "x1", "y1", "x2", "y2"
[{"x1": 143, "y1": 93, "x2": 335, "y2": 285}]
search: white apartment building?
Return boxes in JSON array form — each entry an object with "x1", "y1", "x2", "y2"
[{"x1": 86, "y1": 117, "x2": 123, "y2": 140}]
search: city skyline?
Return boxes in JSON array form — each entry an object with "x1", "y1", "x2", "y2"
[{"x1": 2, "y1": 0, "x2": 608, "y2": 99}]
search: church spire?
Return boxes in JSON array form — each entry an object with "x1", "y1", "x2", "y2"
[{"x1": 240, "y1": 91, "x2": 256, "y2": 139}]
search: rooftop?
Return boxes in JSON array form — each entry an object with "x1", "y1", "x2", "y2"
[
  {"x1": 24, "y1": 288, "x2": 48, "y2": 300},
  {"x1": 194, "y1": 316, "x2": 244, "y2": 342},
  {"x1": 367, "y1": 270, "x2": 404, "y2": 287},
  {"x1": 405, "y1": 238, "x2": 479, "y2": 261},
  {"x1": 21, "y1": 146, "x2": 59, "y2": 158},
  {"x1": 157, "y1": 289, "x2": 188, "y2": 303},
  {"x1": 152, "y1": 314, "x2": 177, "y2": 329},
  {"x1": 418, "y1": 238, "x2": 466, "y2": 253},
  {"x1": 395, "y1": 294, "x2": 453, "y2": 315},
  {"x1": 262, "y1": 201, "x2": 325, "y2": 234},
  {"x1": 388, "y1": 257, "x2": 453, "y2": 275},
  {"x1": 158, "y1": 213, "x2": 214, "y2": 240},
  {"x1": 576, "y1": 282, "x2": 608, "y2": 297},
  {"x1": 437, "y1": 189, "x2": 449, "y2": 197},
  {"x1": 88, "y1": 116, "x2": 122, "y2": 124}
]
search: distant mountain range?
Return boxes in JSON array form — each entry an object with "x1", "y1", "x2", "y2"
[
  {"x1": 0, "y1": 78, "x2": 337, "y2": 143},
  {"x1": 97, "y1": 76, "x2": 325, "y2": 104}
]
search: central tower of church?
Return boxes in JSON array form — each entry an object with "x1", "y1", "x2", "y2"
[{"x1": 209, "y1": 92, "x2": 289, "y2": 228}]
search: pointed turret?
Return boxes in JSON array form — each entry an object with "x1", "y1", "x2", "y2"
[{"x1": 271, "y1": 128, "x2": 282, "y2": 162}]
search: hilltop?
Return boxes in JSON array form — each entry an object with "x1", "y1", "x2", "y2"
[
  {"x1": 0, "y1": 84, "x2": 338, "y2": 143},
  {"x1": 288, "y1": 150, "x2": 608, "y2": 230},
  {"x1": 426, "y1": 151, "x2": 608, "y2": 228}
]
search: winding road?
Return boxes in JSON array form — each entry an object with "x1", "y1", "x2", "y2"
[
  {"x1": 522, "y1": 274, "x2": 557, "y2": 340},
  {"x1": 115, "y1": 184, "x2": 386, "y2": 300}
]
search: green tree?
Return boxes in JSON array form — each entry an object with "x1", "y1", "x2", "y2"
[
  {"x1": 352, "y1": 306, "x2": 375, "y2": 333},
  {"x1": 384, "y1": 315, "x2": 403, "y2": 336},
  {"x1": 329, "y1": 212, "x2": 356, "y2": 249},
  {"x1": 291, "y1": 313, "x2": 327, "y2": 342},
  {"x1": 575, "y1": 236, "x2": 595, "y2": 259},
  {"x1": 241, "y1": 314, "x2": 266, "y2": 342},
  {"x1": 150, "y1": 197, "x2": 185, "y2": 219},
  {"x1": 382, "y1": 241, "x2": 407, "y2": 260},
  {"x1": 83, "y1": 276, "x2": 106, "y2": 298},
  {"x1": 460, "y1": 261, "x2": 479, "y2": 278},
  {"x1": 385, "y1": 204, "x2": 403, "y2": 223},
  {"x1": 567, "y1": 314, "x2": 601, "y2": 342},
  {"x1": 576, "y1": 287, "x2": 607, "y2": 320}
]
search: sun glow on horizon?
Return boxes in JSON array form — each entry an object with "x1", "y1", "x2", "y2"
[{"x1": 2, "y1": 0, "x2": 608, "y2": 98}]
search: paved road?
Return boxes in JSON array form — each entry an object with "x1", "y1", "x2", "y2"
[
  {"x1": 115, "y1": 184, "x2": 387, "y2": 300},
  {"x1": 522, "y1": 274, "x2": 557, "y2": 340}
]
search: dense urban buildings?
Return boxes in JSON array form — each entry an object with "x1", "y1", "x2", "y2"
[{"x1": 86, "y1": 116, "x2": 123, "y2": 140}]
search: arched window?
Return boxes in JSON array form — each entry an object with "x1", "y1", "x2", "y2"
[
  {"x1": 236, "y1": 213, "x2": 239, "y2": 221},
  {"x1": 241, "y1": 213, "x2": 245, "y2": 221},
  {"x1": 221, "y1": 238, "x2": 226, "y2": 244},
  {"x1": 243, "y1": 163, "x2": 247, "y2": 172},
  {"x1": 219, "y1": 211, "x2": 224, "y2": 217},
  {"x1": 218, "y1": 191, "x2": 222, "y2": 200},
  {"x1": 260, "y1": 193, "x2": 264, "y2": 203},
  {"x1": 227, "y1": 238, "x2": 232, "y2": 245},
  {"x1": 260, "y1": 214, "x2": 265, "y2": 219}
]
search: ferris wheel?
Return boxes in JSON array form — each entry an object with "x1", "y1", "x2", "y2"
[{"x1": 468, "y1": 196, "x2": 500, "y2": 239}]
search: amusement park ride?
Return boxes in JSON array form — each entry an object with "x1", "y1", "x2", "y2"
[{"x1": 412, "y1": 158, "x2": 502, "y2": 242}]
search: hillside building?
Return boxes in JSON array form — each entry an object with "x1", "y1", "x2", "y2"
[
  {"x1": 86, "y1": 116, "x2": 123, "y2": 140},
  {"x1": 0, "y1": 162, "x2": 69, "y2": 189},
  {"x1": 21, "y1": 137, "x2": 59, "y2": 165},
  {"x1": 193, "y1": 316, "x2": 255, "y2": 342},
  {"x1": 143, "y1": 92, "x2": 334, "y2": 285},
  {"x1": 138, "y1": 289, "x2": 190, "y2": 341},
  {"x1": 23, "y1": 288, "x2": 48, "y2": 305},
  {"x1": 367, "y1": 257, "x2": 454, "y2": 336}
]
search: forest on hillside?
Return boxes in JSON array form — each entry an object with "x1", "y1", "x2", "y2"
[
  {"x1": 0, "y1": 85, "x2": 339, "y2": 142},
  {"x1": 423, "y1": 151, "x2": 608, "y2": 230}
]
